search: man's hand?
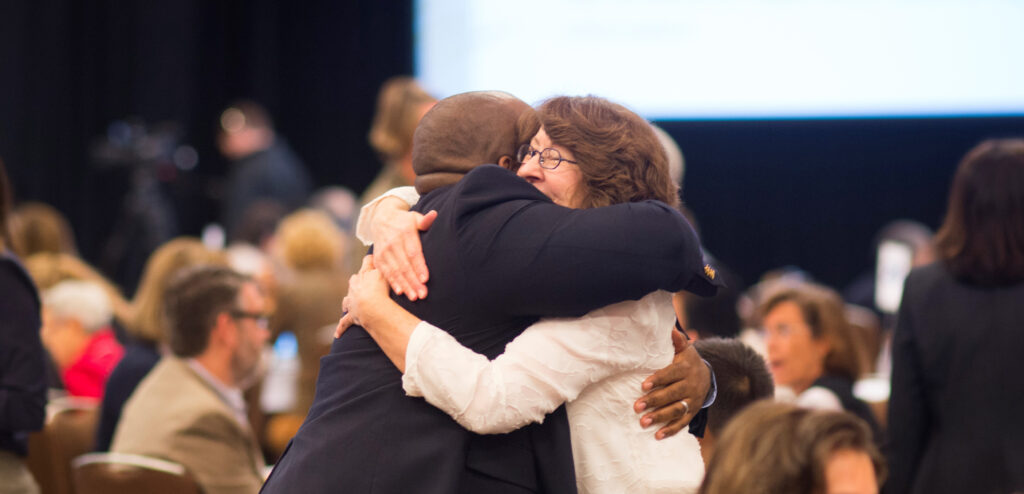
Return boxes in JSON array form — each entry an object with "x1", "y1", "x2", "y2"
[
  {"x1": 634, "y1": 330, "x2": 710, "y2": 440},
  {"x1": 369, "y1": 197, "x2": 436, "y2": 301}
]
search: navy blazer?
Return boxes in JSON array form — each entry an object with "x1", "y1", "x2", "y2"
[
  {"x1": 262, "y1": 166, "x2": 716, "y2": 494},
  {"x1": 0, "y1": 251, "x2": 47, "y2": 457},
  {"x1": 885, "y1": 262, "x2": 1024, "y2": 494}
]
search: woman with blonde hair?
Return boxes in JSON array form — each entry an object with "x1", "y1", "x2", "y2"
[
  {"x1": 699, "y1": 401, "x2": 884, "y2": 494},
  {"x1": 94, "y1": 237, "x2": 225, "y2": 451},
  {"x1": 361, "y1": 76, "x2": 437, "y2": 206},
  {"x1": 757, "y1": 281, "x2": 880, "y2": 437}
]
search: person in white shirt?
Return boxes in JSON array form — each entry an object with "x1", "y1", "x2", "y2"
[{"x1": 339, "y1": 95, "x2": 716, "y2": 494}]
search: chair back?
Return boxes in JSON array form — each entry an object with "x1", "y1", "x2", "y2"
[
  {"x1": 26, "y1": 397, "x2": 99, "y2": 494},
  {"x1": 71, "y1": 452, "x2": 203, "y2": 494}
]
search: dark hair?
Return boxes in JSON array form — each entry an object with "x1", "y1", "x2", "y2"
[
  {"x1": 535, "y1": 96, "x2": 678, "y2": 209},
  {"x1": 934, "y1": 138, "x2": 1024, "y2": 286},
  {"x1": 163, "y1": 265, "x2": 249, "y2": 357},
  {"x1": 757, "y1": 282, "x2": 868, "y2": 383},
  {"x1": 699, "y1": 402, "x2": 885, "y2": 494},
  {"x1": 0, "y1": 158, "x2": 11, "y2": 251},
  {"x1": 694, "y1": 338, "x2": 774, "y2": 436}
]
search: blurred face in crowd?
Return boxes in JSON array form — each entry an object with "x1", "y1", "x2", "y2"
[
  {"x1": 824, "y1": 448, "x2": 878, "y2": 494},
  {"x1": 763, "y1": 300, "x2": 829, "y2": 393},
  {"x1": 40, "y1": 308, "x2": 87, "y2": 369},
  {"x1": 229, "y1": 282, "x2": 270, "y2": 388},
  {"x1": 516, "y1": 127, "x2": 584, "y2": 209}
]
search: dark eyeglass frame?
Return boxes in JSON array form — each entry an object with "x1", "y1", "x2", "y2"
[
  {"x1": 516, "y1": 144, "x2": 578, "y2": 170},
  {"x1": 229, "y1": 310, "x2": 270, "y2": 328}
]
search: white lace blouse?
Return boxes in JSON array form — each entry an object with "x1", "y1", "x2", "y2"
[
  {"x1": 402, "y1": 291, "x2": 704, "y2": 493},
  {"x1": 359, "y1": 187, "x2": 705, "y2": 493}
]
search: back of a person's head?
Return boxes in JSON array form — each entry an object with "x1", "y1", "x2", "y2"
[
  {"x1": 699, "y1": 401, "x2": 884, "y2": 494},
  {"x1": 369, "y1": 76, "x2": 437, "y2": 162},
  {"x1": 537, "y1": 95, "x2": 677, "y2": 209},
  {"x1": 412, "y1": 91, "x2": 535, "y2": 195},
  {"x1": 131, "y1": 237, "x2": 227, "y2": 344},
  {"x1": 43, "y1": 280, "x2": 113, "y2": 333},
  {"x1": 9, "y1": 201, "x2": 77, "y2": 258},
  {"x1": 694, "y1": 337, "x2": 774, "y2": 437},
  {"x1": 275, "y1": 208, "x2": 343, "y2": 272},
  {"x1": 25, "y1": 252, "x2": 130, "y2": 325},
  {"x1": 230, "y1": 199, "x2": 287, "y2": 247},
  {"x1": 934, "y1": 137, "x2": 1024, "y2": 286},
  {"x1": 163, "y1": 265, "x2": 246, "y2": 358},
  {"x1": 756, "y1": 280, "x2": 868, "y2": 383},
  {"x1": 652, "y1": 124, "x2": 685, "y2": 187}
]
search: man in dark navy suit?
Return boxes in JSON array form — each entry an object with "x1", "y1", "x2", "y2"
[{"x1": 261, "y1": 91, "x2": 720, "y2": 494}]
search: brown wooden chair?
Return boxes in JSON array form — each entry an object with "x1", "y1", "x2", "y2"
[
  {"x1": 71, "y1": 452, "x2": 203, "y2": 494},
  {"x1": 26, "y1": 397, "x2": 100, "y2": 494}
]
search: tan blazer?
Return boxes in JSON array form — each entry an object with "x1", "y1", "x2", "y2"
[{"x1": 111, "y1": 357, "x2": 265, "y2": 494}]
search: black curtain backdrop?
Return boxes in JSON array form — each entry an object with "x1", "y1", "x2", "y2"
[
  {"x1": 2, "y1": 1, "x2": 1023, "y2": 293},
  {"x1": 0, "y1": 0, "x2": 412, "y2": 269}
]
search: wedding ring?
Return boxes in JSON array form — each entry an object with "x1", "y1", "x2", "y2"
[{"x1": 680, "y1": 400, "x2": 690, "y2": 415}]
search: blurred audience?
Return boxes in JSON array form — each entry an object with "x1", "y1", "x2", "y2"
[
  {"x1": 262, "y1": 209, "x2": 349, "y2": 455},
  {"x1": 23, "y1": 252, "x2": 132, "y2": 328},
  {"x1": 672, "y1": 207, "x2": 744, "y2": 340},
  {"x1": 8, "y1": 201, "x2": 78, "y2": 259},
  {"x1": 218, "y1": 100, "x2": 312, "y2": 241},
  {"x1": 757, "y1": 281, "x2": 881, "y2": 439},
  {"x1": 40, "y1": 280, "x2": 123, "y2": 399},
  {"x1": 700, "y1": 401, "x2": 884, "y2": 494},
  {"x1": 362, "y1": 76, "x2": 437, "y2": 206},
  {"x1": 112, "y1": 265, "x2": 269, "y2": 494},
  {"x1": 0, "y1": 159, "x2": 47, "y2": 494},
  {"x1": 886, "y1": 138, "x2": 1024, "y2": 494},
  {"x1": 693, "y1": 337, "x2": 774, "y2": 466},
  {"x1": 94, "y1": 237, "x2": 226, "y2": 451}
]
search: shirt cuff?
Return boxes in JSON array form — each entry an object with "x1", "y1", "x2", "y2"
[
  {"x1": 354, "y1": 186, "x2": 420, "y2": 246},
  {"x1": 400, "y1": 320, "x2": 440, "y2": 397},
  {"x1": 701, "y1": 359, "x2": 717, "y2": 409}
]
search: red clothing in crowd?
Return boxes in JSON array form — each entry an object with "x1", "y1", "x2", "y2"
[{"x1": 62, "y1": 328, "x2": 124, "y2": 398}]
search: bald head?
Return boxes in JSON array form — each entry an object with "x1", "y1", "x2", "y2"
[{"x1": 412, "y1": 91, "x2": 537, "y2": 194}]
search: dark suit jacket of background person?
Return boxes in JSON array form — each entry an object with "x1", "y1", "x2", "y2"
[
  {"x1": 0, "y1": 251, "x2": 47, "y2": 457},
  {"x1": 885, "y1": 262, "x2": 1024, "y2": 494},
  {"x1": 222, "y1": 138, "x2": 313, "y2": 239},
  {"x1": 94, "y1": 339, "x2": 161, "y2": 451},
  {"x1": 261, "y1": 165, "x2": 719, "y2": 494}
]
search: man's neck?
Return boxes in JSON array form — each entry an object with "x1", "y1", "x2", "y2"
[{"x1": 192, "y1": 352, "x2": 236, "y2": 389}]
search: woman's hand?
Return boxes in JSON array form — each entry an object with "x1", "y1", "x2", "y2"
[
  {"x1": 335, "y1": 256, "x2": 391, "y2": 338},
  {"x1": 369, "y1": 197, "x2": 436, "y2": 301},
  {"x1": 334, "y1": 255, "x2": 424, "y2": 372}
]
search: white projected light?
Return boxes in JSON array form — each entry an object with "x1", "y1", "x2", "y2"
[{"x1": 415, "y1": 0, "x2": 1024, "y2": 119}]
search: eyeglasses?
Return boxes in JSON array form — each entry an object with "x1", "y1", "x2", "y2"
[
  {"x1": 230, "y1": 310, "x2": 269, "y2": 329},
  {"x1": 516, "y1": 144, "x2": 578, "y2": 170}
]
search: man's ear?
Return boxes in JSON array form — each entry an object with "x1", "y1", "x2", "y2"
[
  {"x1": 498, "y1": 155, "x2": 517, "y2": 171},
  {"x1": 212, "y1": 312, "x2": 237, "y2": 348}
]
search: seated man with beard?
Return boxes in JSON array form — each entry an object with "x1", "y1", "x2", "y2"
[{"x1": 112, "y1": 265, "x2": 269, "y2": 494}]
